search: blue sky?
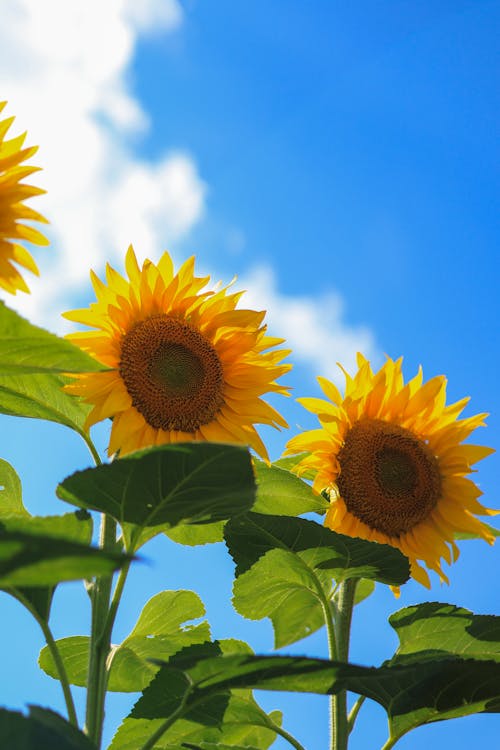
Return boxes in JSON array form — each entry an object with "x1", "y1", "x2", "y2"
[{"x1": 1, "y1": 1, "x2": 499, "y2": 749}]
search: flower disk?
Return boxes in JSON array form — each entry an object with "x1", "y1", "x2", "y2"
[
  {"x1": 0, "y1": 102, "x2": 48, "y2": 294},
  {"x1": 285, "y1": 354, "x2": 497, "y2": 587},
  {"x1": 64, "y1": 246, "x2": 291, "y2": 459}
]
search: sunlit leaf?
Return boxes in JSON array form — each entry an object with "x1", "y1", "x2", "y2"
[
  {"x1": 58, "y1": 443, "x2": 256, "y2": 551},
  {"x1": 0, "y1": 706, "x2": 96, "y2": 749},
  {"x1": 251, "y1": 460, "x2": 328, "y2": 516},
  {"x1": 389, "y1": 601, "x2": 500, "y2": 664},
  {"x1": 0, "y1": 458, "x2": 27, "y2": 517},
  {"x1": 0, "y1": 303, "x2": 104, "y2": 375},
  {"x1": 165, "y1": 521, "x2": 225, "y2": 546},
  {"x1": 40, "y1": 590, "x2": 211, "y2": 692},
  {"x1": 225, "y1": 512, "x2": 409, "y2": 646}
]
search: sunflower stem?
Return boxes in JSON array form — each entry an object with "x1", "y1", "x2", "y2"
[
  {"x1": 85, "y1": 513, "x2": 117, "y2": 748},
  {"x1": 330, "y1": 578, "x2": 358, "y2": 750}
]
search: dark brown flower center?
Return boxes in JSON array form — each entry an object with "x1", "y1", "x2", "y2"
[
  {"x1": 336, "y1": 419, "x2": 442, "y2": 537},
  {"x1": 119, "y1": 315, "x2": 225, "y2": 432}
]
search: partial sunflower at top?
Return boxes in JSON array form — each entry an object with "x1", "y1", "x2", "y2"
[
  {"x1": 0, "y1": 101, "x2": 49, "y2": 294},
  {"x1": 285, "y1": 354, "x2": 497, "y2": 588},
  {"x1": 64, "y1": 247, "x2": 291, "y2": 460}
]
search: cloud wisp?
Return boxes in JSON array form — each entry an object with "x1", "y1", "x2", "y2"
[
  {"x1": 241, "y1": 266, "x2": 378, "y2": 385},
  {"x1": 0, "y1": 0, "x2": 378, "y2": 376},
  {"x1": 0, "y1": 0, "x2": 205, "y2": 327}
]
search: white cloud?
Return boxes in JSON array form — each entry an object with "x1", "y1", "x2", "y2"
[
  {"x1": 241, "y1": 266, "x2": 379, "y2": 385},
  {"x1": 0, "y1": 0, "x2": 205, "y2": 328},
  {"x1": 0, "y1": 0, "x2": 378, "y2": 380}
]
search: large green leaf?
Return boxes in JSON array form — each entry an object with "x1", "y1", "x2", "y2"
[
  {"x1": 251, "y1": 460, "x2": 328, "y2": 516},
  {"x1": 225, "y1": 513, "x2": 410, "y2": 581},
  {"x1": 345, "y1": 658, "x2": 500, "y2": 741},
  {"x1": 225, "y1": 512, "x2": 409, "y2": 646},
  {"x1": 128, "y1": 649, "x2": 500, "y2": 745},
  {"x1": 0, "y1": 527, "x2": 128, "y2": 586},
  {"x1": 0, "y1": 706, "x2": 96, "y2": 749},
  {"x1": 0, "y1": 460, "x2": 93, "y2": 620},
  {"x1": 0, "y1": 303, "x2": 104, "y2": 375},
  {"x1": 110, "y1": 641, "x2": 282, "y2": 750},
  {"x1": 389, "y1": 601, "x2": 500, "y2": 664},
  {"x1": 0, "y1": 302, "x2": 97, "y2": 434},
  {"x1": 40, "y1": 590, "x2": 211, "y2": 691},
  {"x1": 0, "y1": 372, "x2": 92, "y2": 435},
  {"x1": 58, "y1": 444, "x2": 256, "y2": 551}
]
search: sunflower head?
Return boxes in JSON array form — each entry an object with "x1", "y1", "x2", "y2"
[
  {"x1": 64, "y1": 246, "x2": 291, "y2": 460},
  {"x1": 0, "y1": 101, "x2": 49, "y2": 295},
  {"x1": 285, "y1": 353, "x2": 497, "y2": 588}
]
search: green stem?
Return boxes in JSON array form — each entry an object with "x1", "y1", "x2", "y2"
[
  {"x1": 265, "y1": 714, "x2": 308, "y2": 750},
  {"x1": 380, "y1": 737, "x2": 399, "y2": 750},
  {"x1": 85, "y1": 513, "x2": 117, "y2": 747},
  {"x1": 330, "y1": 579, "x2": 358, "y2": 750},
  {"x1": 9, "y1": 590, "x2": 78, "y2": 726},
  {"x1": 138, "y1": 684, "x2": 192, "y2": 750},
  {"x1": 82, "y1": 432, "x2": 102, "y2": 466},
  {"x1": 39, "y1": 618, "x2": 79, "y2": 727},
  {"x1": 347, "y1": 695, "x2": 365, "y2": 734}
]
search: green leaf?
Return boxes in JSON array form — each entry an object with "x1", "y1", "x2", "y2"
[
  {"x1": 252, "y1": 460, "x2": 328, "y2": 516},
  {"x1": 344, "y1": 658, "x2": 500, "y2": 742},
  {"x1": 128, "y1": 650, "x2": 500, "y2": 745},
  {"x1": 273, "y1": 453, "x2": 315, "y2": 480},
  {"x1": 0, "y1": 527, "x2": 128, "y2": 586},
  {"x1": 0, "y1": 303, "x2": 104, "y2": 375},
  {"x1": 0, "y1": 458, "x2": 27, "y2": 517},
  {"x1": 389, "y1": 601, "x2": 500, "y2": 664},
  {"x1": 0, "y1": 458, "x2": 93, "y2": 620},
  {"x1": 58, "y1": 443, "x2": 256, "y2": 551},
  {"x1": 110, "y1": 642, "x2": 282, "y2": 750},
  {"x1": 165, "y1": 521, "x2": 225, "y2": 546},
  {"x1": 225, "y1": 513, "x2": 409, "y2": 646},
  {"x1": 0, "y1": 300, "x2": 97, "y2": 434},
  {"x1": 0, "y1": 706, "x2": 96, "y2": 749},
  {"x1": 232, "y1": 548, "x2": 328, "y2": 647},
  {"x1": 225, "y1": 513, "x2": 409, "y2": 582},
  {"x1": 40, "y1": 590, "x2": 211, "y2": 692}
]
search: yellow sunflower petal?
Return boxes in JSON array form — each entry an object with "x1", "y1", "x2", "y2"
[
  {"x1": 286, "y1": 355, "x2": 497, "y2": 588},
  {"x1": 0, "y1": 103, "x2": 48, "y2": 294},
  {"x1": 65, "y1": 248, "x2": 290, "y2": 460}
]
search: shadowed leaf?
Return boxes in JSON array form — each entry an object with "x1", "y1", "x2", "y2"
[
  {"x1": 0, "y1": 527, "x2": 128, "y2": 586},
  {"x1": 0, "y1": 706, "x2": 96, "y2": 749},
  {"x1": 58, "y1": 443, "x2": 256, "y2": 551}
]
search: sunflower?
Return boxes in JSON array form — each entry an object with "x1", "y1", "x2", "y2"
[
  {"x1": 0, "y1": 101, "x2": 48, "y2": 294},
  {"x1": 64, "y1": 246, "x2": 291, "y2": 460},
  {"x1": 285, "y1": 354, "x2": 497, "y2": 587}
]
